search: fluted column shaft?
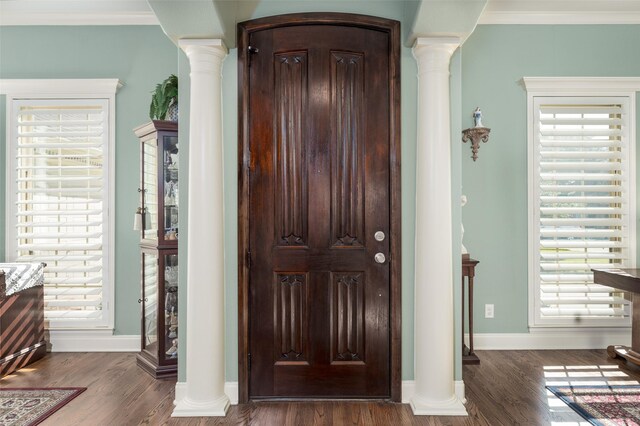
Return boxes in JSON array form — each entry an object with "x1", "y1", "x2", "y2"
[
  {"x1": 173, "y1": 39, "x2": 229, "y2": 417},
  {"x1": 411, "y1": 37, "x2": 467, "y2": 416}
]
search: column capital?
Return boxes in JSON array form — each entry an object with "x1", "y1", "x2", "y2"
[
  {"x1": 179, "y1": 39, "x2": 228, "y2": 72},
  {"x1": 412, "y1": 37, "x2": 460, "y2": 75}
]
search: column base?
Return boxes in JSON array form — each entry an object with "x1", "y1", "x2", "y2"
[
  {"x1": 172, "y1": 394, "x2": 230, "y2": 417},
  {"x1": 410, "y1": 393, "x2": 468, "y2": 416}
]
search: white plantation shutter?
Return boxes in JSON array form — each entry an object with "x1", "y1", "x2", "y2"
[
  {"x1": 10, "y1": 99, "x2": 110, "y2": 328},
  {"x1": 531, "y1": 96, "x2": 634, "y2": 327}
]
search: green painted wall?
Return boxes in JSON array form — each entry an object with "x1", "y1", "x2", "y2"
[
  {"x1": 5, "y1": 17, "x2": 638, "y2": 391},
  {"x1": 0, "y1": 12, "x2": 467, "y2": 385},
  {"x1": 0, "y1": 26, "x2": 178, "y2": 334},
  {"x1": 460, "y1": 25, "x2": 640, "y2": 334}
]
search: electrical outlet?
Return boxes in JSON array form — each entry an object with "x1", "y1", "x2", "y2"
[{"x1": 485, "y1": 304, "x2": 494, "y2": 319}]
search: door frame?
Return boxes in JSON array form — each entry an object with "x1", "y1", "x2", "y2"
[{"x1": 237, "y1": 12, "x2": 401, "y2": 403}]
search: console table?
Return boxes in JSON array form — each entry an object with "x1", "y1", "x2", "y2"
[
  {"x1": 593, "y1": 268, "x2": 640, "y2": 366},
  {"x1": 462, "y1": 257, "x2": 480, "y2": 364}
]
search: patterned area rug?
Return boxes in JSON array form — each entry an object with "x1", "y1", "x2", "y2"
[
  {"x1": 547, "y1": 385, "x2": 640, "y2": 426},
  {"x1": 0, "y1": 388, "x2": 86, "y2": 426}
]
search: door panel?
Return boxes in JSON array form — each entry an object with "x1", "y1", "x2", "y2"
[{"x1": 247, "y1": 23, "x2": 392, "y2": 399}]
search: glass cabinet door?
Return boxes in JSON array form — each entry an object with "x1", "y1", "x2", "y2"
[
  {"x1": 142, "y1": 140, "x2": 158, "y2": 241},
  {"x1": 134, "y1": 121, "x2": 179, "y2": 378},
  {"x1": 163, "y1": 253, "x2": 178, "y2": 362},
  {"x1": 142, "y1": 251, "x2": 158, "y2": 358},
  {"x1": 162, "y1": 135, "x2": 179, "y2": 243}
]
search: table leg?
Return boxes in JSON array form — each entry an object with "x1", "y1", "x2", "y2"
[
  {"x1": 469, "y1": 275, "x2": 475, "y2": 356},
  {"x1": 633, "y1": 294, "x2": 640, "y2": 353},
  {"x1": 461, "y1": 275, "x2": 465, "y2": 353},
  {"x1": 607, "y1": 294, "x2": 640, "y2": 368},
  {"x1": 462, "y1": 271, "x2": 480, "y2": 365}
]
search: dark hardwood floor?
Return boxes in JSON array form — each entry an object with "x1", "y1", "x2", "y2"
[{"x1": 1, "y1": 349, "x2": 636, "y2": 425}]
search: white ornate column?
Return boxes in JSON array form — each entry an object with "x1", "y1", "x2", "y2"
[
  {"x1": 173, "y1": 39, "x2": 229, "y2": 417},
  {"x1": 411, "y1": 37, "x2": 466, "y2": 416}
]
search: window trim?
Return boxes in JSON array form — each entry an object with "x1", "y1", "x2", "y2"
[
  {"x1": 524, "y1": 77, "x2": 640, "y2": 328},
  {"x1": 1, "y1": 79, "x2": 121, "y2": 330}
]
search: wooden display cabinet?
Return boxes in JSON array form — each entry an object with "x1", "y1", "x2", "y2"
[
  {"x1": 134, "y1": 121, "x2": 179, "y2": 247},
  {"x1": 134, "y1": 121, "x2": 179, "y2": 379},
  {"x1": 137, "y1": 248, "x2": 178, "y2": 378}
]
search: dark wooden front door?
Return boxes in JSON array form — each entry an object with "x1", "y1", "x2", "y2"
[{"x1": 239, "y1": 14, "x2": 400, "y2": 400}]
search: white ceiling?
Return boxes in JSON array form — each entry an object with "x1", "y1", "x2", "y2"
[{"x1": 1, "y1": 0, "x2": 640, "y2": 26}]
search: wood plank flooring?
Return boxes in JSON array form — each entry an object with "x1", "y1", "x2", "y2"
[{"x1": 1, "y1": 349, "x2": 637, "y2": 425}]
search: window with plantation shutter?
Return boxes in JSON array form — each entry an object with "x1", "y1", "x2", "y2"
[
  {"x1": 528, "y1": 90, "x2": 636, "y2": 327},
  {"x1": 3, "y1": 79, "x2": 119, "y2": 330}
]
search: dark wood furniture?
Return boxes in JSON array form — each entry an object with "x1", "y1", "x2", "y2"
[
  {"x1": 0, "y1": 269, "x2": 46, "y2": 377},
  {"x1": 593, "y1": 268, "x2": 640, "y2": 366},
  {"x1": 133, "y1": 121, "x2": 179, "y2": 379},
  {"x1": 462, "y1": 257, "x2": 480, "y2": 364}
]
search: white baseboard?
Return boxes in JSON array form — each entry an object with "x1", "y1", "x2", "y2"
[
  {"x1": 401, "y1": 380, "x2": 465, "y2": 405},
  {"x1": 176, "y1": 380, "x2": 459, "y2": 407},
  {"x1": 224, "y1": 382, "x2": 239, "y2": 405},
  {"x1": 174, "y1": 382, "x2": 185, "y2": 405},
  {"x1": 48, "y1": 330, "x2": 140, "y2": 352},
  {"x1": 469, "y1": 328, "x2": 631, "y2": 350},
  {"x1": 401, "y1": 381, "x2": 415, "y2": 404},
  {"x1": 174, "y1": 381, "x2": 238, "y2": 406},
  {"x1": 455, "y1": 380, "x2": 466, "y2": 404}
]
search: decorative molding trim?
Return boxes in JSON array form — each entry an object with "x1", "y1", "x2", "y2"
[
  {"x1": 0, "y1": 1, "x2": 158, "y2": 26},
  {"x1": 224, "y1": 382, "x2": 239, "y2": 405},
  {"x1": 401, "y1": 381, "x2": 415, "y2": 404},
  {"x1": 174, "y1": 382, "x2": 238, "y2": 406},
  {"x1": 410, "y1": 393, "x2": 467, "y2": 416},
  {"x1": 174, "y1": 382, "x2": 186, "y2": 405},
  {"x1": 455, "y1": 381, "x2": 466, "y2": 404},
  {"x1": 172, "y1": 394, "x2": 229, "y2": 417},
  {"x1": 480, "y1": 11, "x2": 640, "y2": 25},
  {"x1": 171, "y1": 382, "x2": 238, "y2": 417},
  {"x1": 470, "y1": 329, "x2": 632, "y2": 350},
  {"x1": 402, "y1": 380, "x2": 465, "y2": 405},
  {"x1": 48, "y1": 331, "x2": 140, "y2": 352},
  {"x1": 522, "y1": 77, "x2": 640, "y2": 94},
  {"x1": 0, "y1": 79, "x2": 123, "y2": 96}
]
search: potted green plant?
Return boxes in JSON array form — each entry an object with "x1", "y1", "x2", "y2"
[{"x1": 149, "y1": 74, "x2": 178, "y2": 121}]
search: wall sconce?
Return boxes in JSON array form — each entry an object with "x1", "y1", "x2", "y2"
[{"x1": 462, "y1": 107, "x2": 491, "y2": 161}]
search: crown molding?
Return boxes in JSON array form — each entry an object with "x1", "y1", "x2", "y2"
[
  {"x1": 3, "y1": 0, "x2": 639, "y2": 27},
  {"x1": 0, "y1": 1, "x2": 158, "y2": 26},
  {"x1": 480, "y1": 11, "x2": 640, "y2": 24},
  {"x1": 480, "y1": 0, "x2": 640, "y2": 24},
  {"x1": 522, "y1": 77, "x2": 640, "y2": 94},
  {"x1": 0, "y1": 79, "x2": 124, "y2": 96}
]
